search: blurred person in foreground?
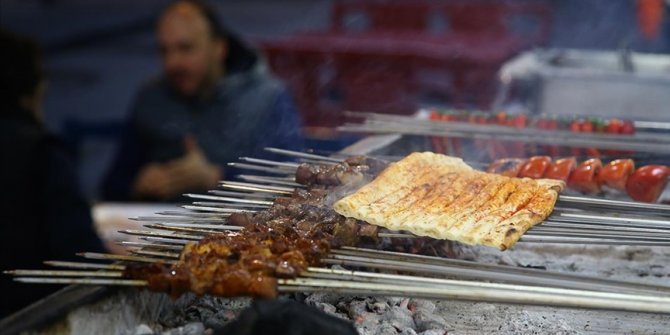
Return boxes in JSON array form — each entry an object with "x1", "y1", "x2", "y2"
[
  {"x1": 102, "y1": 0, "x2": 304, "y2": 202},
  {"x1": 0, "y1": 30, "x2": 105, "y2": 317}
]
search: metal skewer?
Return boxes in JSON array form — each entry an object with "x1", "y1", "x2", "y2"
[
  {"x1": 558, "y1": 195, "x2": 670, "y2": 216},
  {"x1": 184, "y1": 193, "x2": 274, "y2": 206},
  {"x1": 333, "y1": 247, "x2": 670, "y2": 294},
  {"x1": 43, "y1": 261, "x2": 126, "y2": 270},
  {"x1": 219, "y1": 182, "x2": 293, "y2": 195},
  {"x1": 280, "y1": 279, "x2": 670, "y2": 314},
  {"x1": 181, "y1": 205, "x2": 251, "y2": 214},
  {"x1": 4, "y1": 270, "x2": 123, "y2": 278},
  {"x1": 208, "y1": 190, "x2": 278, "y2": 200},
  {"x1": 117, "y1": 241, "x2": 184, "y2": 251},
  {"x1": 227, "y1": 162, "x2": 294, "y2": 175},
  {"x1": 14, "y1": 278, "x2": 147, "y2": 286},
  {"x1": 237, "y1": 175, "x2": 304, "y2": 188},
  {"x1": 191, "y1": 201, "x2": 269, "y2": 209},
  {"x1": 77, "y1": 252, "x2": 178, "y2": 264},
  {"x1": 129, "y1": 249, "x2": 180, "y2": 259},
  {"x1": 238, "y1": 157, "x2": 300, "y2": 168},
  {"x1": 301, "y1": 268, "x2": 670, "y2": 301},
  {"x1": 264, "y1": 147, "x2": 342, "y2": 163},
  {"x1": 11, "y1": 273, "x2": 668, "y2": 314}
]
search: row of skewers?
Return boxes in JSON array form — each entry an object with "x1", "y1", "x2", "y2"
[
  {"x1": 487, "y1": 156, "x2": 669, "y2": 203},
  {"x1": 340, "y1": 111, "x2": 670, "y2": 155},
  {"x1": 5, "y1": 148, "x2": 670, "y2": 315},
  {"x1": 427, "y1": 109, "x2": 638, "y2": 158}
]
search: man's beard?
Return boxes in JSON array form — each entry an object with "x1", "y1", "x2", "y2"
[{"x1": 168, "y1": 66, "x2": 221, "y2": 99}]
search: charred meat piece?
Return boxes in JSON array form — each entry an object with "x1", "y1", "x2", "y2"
[
  {"x1": 295, "y1": 162, "x2": 369, "y2": 187},
  {"x1": 125, "y1": 225, "x2": 333, "y2": 299}
]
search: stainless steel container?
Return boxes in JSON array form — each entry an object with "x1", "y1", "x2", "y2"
[{"x1": 494, "y1": 49, "x2": 670, "y2": 121}]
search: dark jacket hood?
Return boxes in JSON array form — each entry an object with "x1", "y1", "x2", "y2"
[{"x1": 224, "y1": 29, "x2": 260, "y2": 75}]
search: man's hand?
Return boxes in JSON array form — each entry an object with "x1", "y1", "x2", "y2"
[
  {"x1": 132, "y1": 137, "x2": 221, "y2": 200},
  {"x1": 163, "y1": 136, "x2": 221, "y2": 191}
]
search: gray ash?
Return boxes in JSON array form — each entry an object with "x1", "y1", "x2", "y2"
[{"x1": 303, "y1": 295, "x2": 448, "y2": 335}]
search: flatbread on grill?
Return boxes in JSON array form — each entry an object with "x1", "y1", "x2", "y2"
[{"x1": 333, "y1": 152, "x2": 564, "y2": 250}]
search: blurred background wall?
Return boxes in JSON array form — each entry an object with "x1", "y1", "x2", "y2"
[{"x1": 1, "y1": 0, "x2": 668, "y2": 200}]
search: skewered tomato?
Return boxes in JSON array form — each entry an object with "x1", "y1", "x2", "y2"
[
  {"x1": 597, "y1": 159, "x2": 635, "y2": 192},
  {"x1": 487, "y1": 158, "x2": 527, "y2": 177},
  {"x1": 429, "y1": 111, "x2": 445, "y2": 154},
  {"x1": 625, "y1": 165, "x2": 669, "y2": 203},
  {"x1": 580, "y1": 119, "x2": 594, "y2": 132},
  {"x1": 568, "y1": 158, "x2": 603, "y2": 193},
  {"x1": 546, "y1": 117, "x2": 560, "y2": 156},
  {"x1": 569, "y1": 120, "x2": 582, "y2": 156},
  {"x1": 518, "y1": 156, "x2": 552, "y2": 179},
  {"x1": 606, "y1": 119, "x2": 623, "y2": 134},
  {"x1": 543, "y1": 157, "x2": 577, "y2": 182},
  {"x1": 581, "y1": 119, "x2": 600, "y2": 157},
  {"x1": 621, "y1": 120, "x2": 635, "y2": 135}
]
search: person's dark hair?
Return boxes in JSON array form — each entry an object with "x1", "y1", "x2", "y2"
[
  {"x1": 165, "y1": 0, "x2": 228, "y2": 40},
  {"x1": 0, "y1": 30, "x2": 44, "y2": 113},
  {"x1": 162, "y1": 0, "x2": 258, "y2": 73}
]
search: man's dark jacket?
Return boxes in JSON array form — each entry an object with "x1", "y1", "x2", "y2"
[{"x1": 0, "y1": 109, "x2": 104, "y2": 317}]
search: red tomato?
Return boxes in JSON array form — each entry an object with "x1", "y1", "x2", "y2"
[
  {"x1": 569, "y1": 120, "x2": 582, "y2": 156},
  {"x1": 518, "y1": 156, "x2": 553, "y2": 179},
  {"x1": 597, "y1": 159, "x2": 635, "y2": 192},
  {"x1": 546, "y1": 118, "x2": 560, "y2": 156},
  {"x1": 496, "y1": 111, "x2": 507, "y2": 125},
  {"x1": 569, "y1": 120, "x2": 581, "y2": 132},
  {"x1": 487, "y1": 158, "x2": 527, "y2": 178},
  {"x1": 626, "y1": 165, "x2": 669, "y2": 203},
  {"x1": 568, "y1": 158, "x2": 603, "y2": 193},
  {"x1": 513, "y1": 114, "x2": 527, "y2": 128},
  {"x1": 429, "y1": 111, "x2": 444, "y2": 154},
  {"x1": 621, "y1": 120, "x2": 635, "y2": 135},
  {"x1": 606, "y1": 119, "x2": 623, "y2": 134},
  {"x1": 581, "y1": 119, "x2": 600, "y2": 157},
  {"x1": 544, "y1": 157, "x2": 577, "y2": 182}
]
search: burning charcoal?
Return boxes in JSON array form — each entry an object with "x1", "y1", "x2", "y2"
[
  {"x1": 366, "y1": 301, "x2": 388, "y2": 314},
  {"x1": 354, "y1": 313, "x2": 384, "y2": 335},
  {"x1": 385, "y1": 297, "x2": 406, "y2": 306},
  {"x1": 205, "y1": 310, "x2": 238, "y2": 329},
  {"x1": 384, "y1": 306, "x2": 416, "y2": 330},
  {"x1": 408, "y1": 299, "x2": 436, "y2": 314},
  {"x1": 161, "y1": 322, "x2": 206, "y2": 335},
  {"x1": 304, "y1": 292, "x2": 346, "y2": 306},
  {"x1": 343, "y1": 299, "x2": 369, "y2": 320},
  {"x1": 133, "y1": 324, "x2": 154, "y2": 335},
  {"x1": 312, "y1": 302, "x2": 338, "y2": 315},
  {"x1": 418, "y1": 330, "x2": 448, "y2": 335},
  {"x1": 413, "y1": 311, "x2": 448, "y2": 332},
  {"x1": 375, "y1": 323, "x2": 401, "y2": 334}
]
